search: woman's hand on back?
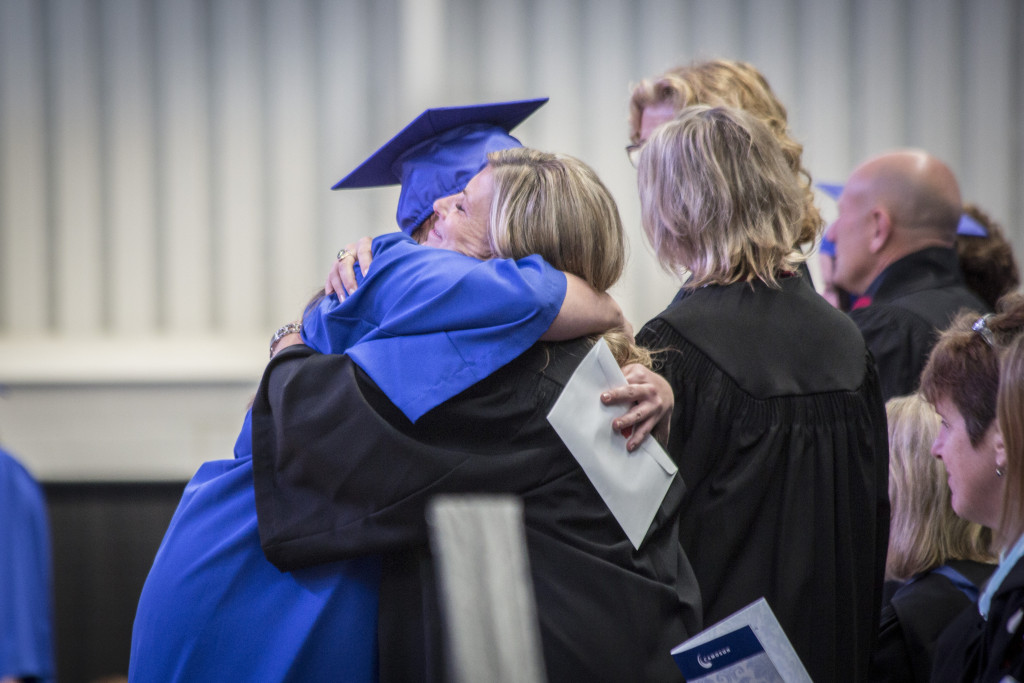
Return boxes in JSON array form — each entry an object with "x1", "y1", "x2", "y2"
[
  {"x1": 601, "y1": 365, "x2": 673, "y2": 451},
  {"x1": 326, "y1": 236, "x2": 374, "y2": 299}
]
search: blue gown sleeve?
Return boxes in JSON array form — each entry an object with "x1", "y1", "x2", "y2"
[
  {"x1": 300, "y1": 232, "x2": 567, "y2": 422},
  {"x1": 0, "y1": 450, "x2": 55, "y2": 683}
]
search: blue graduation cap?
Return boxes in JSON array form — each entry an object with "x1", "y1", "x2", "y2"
[
  {"x1": 816, "y1": 182, "x2": 844, "y2": 201},
  {"x1": 957, "y1": 213, "x2": 988, "y2": 238},
  {"x1": 815, "y1": 182, "x2": 987, "y2": 238},
  {"x1": 815, "y1": 183, "x2": 842, "y2": 256},
  {"x1": 332, "y1": 97, "x2": 548, "y2": 234}
]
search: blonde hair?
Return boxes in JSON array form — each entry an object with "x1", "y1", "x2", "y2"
[
  {"x1": 885, "y1": 394, "x2": 995, "y2": 581},
  {"x1": 486, "y1": 147, "x2": 647, "y2": 367},
  {"x1": 998, "y1": 335, "x2": 1024, "y2": 549},
  {"x1": 638, "y1": 105, "x2": 806, "y2": 289},
  {"x1": 628, "y1": 58, "x2": 821, "y2": 245}
]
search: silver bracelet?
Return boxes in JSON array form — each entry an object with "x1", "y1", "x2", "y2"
[{"x1": 269, "y1": 322, "x2": 302, "y2": 358}]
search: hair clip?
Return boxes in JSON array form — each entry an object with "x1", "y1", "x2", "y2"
[{"x1": 972, "y1": 314, "x2": 995, "y2": 348}]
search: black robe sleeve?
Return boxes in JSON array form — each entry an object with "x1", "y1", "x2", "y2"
[{"x1": 251, "y1": 344, "x2": 558, "y2": 569}]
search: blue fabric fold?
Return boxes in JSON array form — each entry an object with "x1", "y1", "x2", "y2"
[{"x1": 301, "y1": 233, "x2": 566, "y2": 421}]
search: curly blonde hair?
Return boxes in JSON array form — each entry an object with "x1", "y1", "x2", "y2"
[
  {"x1": 637, "y1": 105, "x2": 807, "y2": 289},
  {"x1": 628, "y1": 59, "x2": 821, "y2": 246}
]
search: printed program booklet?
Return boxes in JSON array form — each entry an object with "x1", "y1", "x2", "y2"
[{"x1": 670, "y1": 597, "x2": 811, "y2": 682}]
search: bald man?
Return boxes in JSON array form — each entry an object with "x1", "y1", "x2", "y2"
[{"x1": 826, "y1": 149, "x2": 989, "y2": 400}]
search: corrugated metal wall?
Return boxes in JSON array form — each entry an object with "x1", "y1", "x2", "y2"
[{"x1": 0, "y1": 0, "x2": 1021, "y2": 478}]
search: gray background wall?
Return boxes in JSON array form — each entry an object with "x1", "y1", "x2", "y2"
[
  {"x1": 0, "y1": 1, "x2": 1020, "y2": 680},
  {"x1": 1, "y1": 0, "x2": 1021, "y2": 480}
]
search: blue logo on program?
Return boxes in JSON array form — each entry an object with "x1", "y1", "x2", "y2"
[{"x1": 674, "y1": 625, "x2": 765, "y2": 678}]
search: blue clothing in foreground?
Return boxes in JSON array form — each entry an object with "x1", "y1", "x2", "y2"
[
  {"x1": 130, "y1": 411, "x2": 381, "y2": 683},
  {"x1": 0, "y1": 449, "x2": 55, "y2": 683},
  {"x1": 302, "y1": 232, "x2": 566, "y2": 421}
]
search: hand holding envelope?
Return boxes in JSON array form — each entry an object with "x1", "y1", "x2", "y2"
[
  {"x1": 547, "y1": 339, "x2": 678, "y2": 549},
  {"x1": 603, "y1": 362, "x2": 674, "y2": 449}
]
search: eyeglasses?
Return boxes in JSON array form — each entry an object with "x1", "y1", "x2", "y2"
[
  {"x1": 625, "y1": 143, "x2": 643, "y2": 168},
  {"x1": 972, "y1": 313, "x2": 996, "y2": 347}
]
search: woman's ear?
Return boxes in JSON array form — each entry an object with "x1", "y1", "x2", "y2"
[{"x1": 994, "y1": 424, "x2": 1008, "y2": 471}]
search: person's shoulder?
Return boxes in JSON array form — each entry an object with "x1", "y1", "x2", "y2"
[
  {"x1": 849, "y1": 299, "x2": 929, "y2": 338},
  {"x1": 0, "y1": 448, "x2": 43, "y2": 497},
  {"x1": 867, "y1": 264, "x2": 989, "y2": 329},
  {"x1": 369, "y1": 232, "x2": 431, "y2": 264},
  {"x1": 980, "y1": 559, "x2": 1024, "y2": 681},
  {"x1": 642, "y1": 281, "x2": 872, "y2": 394},
  {"x1": 371, "y1": 231, "x2": 416, "y2": 250},
  {"x1": 891, "y1": 283, "x2": 987, "y2": 314},
  {"x1": 0, "y1": 447, "x2": 29, "y2": 475},
  {"x1": 799, "y1": 288, "x2": 866, "y2": 346},
  {"x1": 534, "y1": 339, "x2": 597, "y2": 383},
  {"x1": 481, "y1": 338, "x2": 594, "y2": 394},
  {"x1": 847, "y1": 303, "x2": 935, "y2": 394},
  {"x1": 947, "y1": 559, "x2": 998, "y2": 588},
  {"x1": 640, "y1": 285, "x2": 726, "y2": 338},
  {"x1": 999, "y1": 554, "x2": 1024, "y2": 594},
  {"x1": 931, "y1": 602, "x2": 985, "y2": 683},
  {"x1": 636, "y1": 304, "x2": 688, "y2": 345},
  {"x1": 0, "y1": 456, "x2": 47, "y2": 525},
  {"x1": 366, "y1": 233, "x2": 484, "y2": 285}
]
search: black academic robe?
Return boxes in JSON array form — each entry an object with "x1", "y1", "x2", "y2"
[
  {"x1": 849, "y1": 247, "x2": 989, "y2": 401},
  {"x1": 932, "y1": 556, "x2": 1024, "y2": 683},
  {"x1": 635, "y1": 274, "x2": 890, "y2": 683},
  {"x1": 871, "y1": 560, "x2": 995, "y2": 683},
  {"x1": 251, "y1": 339, "x2": 702, "y2": 683}
]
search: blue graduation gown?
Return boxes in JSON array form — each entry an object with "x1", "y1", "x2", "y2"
[{"x1": 302, "y1": 232, "x2": 566, "y2": 421}]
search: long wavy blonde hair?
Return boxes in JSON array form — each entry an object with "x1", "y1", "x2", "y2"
[
  {"x1": 638, "y1": 105, "x2": 807, "y2": 289},
  {"x1": 628, "y1": 58, "x2": 821, "y2": 246},
  {"x1": 885, "y1": 394, "x2": 994, "y2": 580},
  {"x1": 998, "y1": 335, "x2": 1024, "y2": 550}
]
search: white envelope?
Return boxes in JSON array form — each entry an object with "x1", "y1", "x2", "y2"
[{"x1": 547, "y1": 339, "x2": 678, "y2": 549}]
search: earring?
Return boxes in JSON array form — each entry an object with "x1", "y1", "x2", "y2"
[{"x1": 997, "y1": 467, "x2": 1006, "y2": 478}]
